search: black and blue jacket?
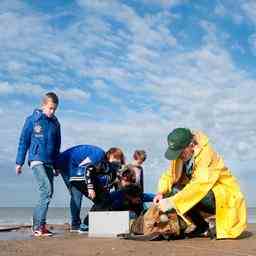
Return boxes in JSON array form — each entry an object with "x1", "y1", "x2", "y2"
[
  {"x1": 16, "y1": 109, "x2": 61, "y2": 166},
  {"x1": 54, "y1": 145, "x2": 117, "y2": 191}
]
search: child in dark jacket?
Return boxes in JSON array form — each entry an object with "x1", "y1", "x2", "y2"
[
  {"x1": 131, "y1": 150, "x2": 146, "y2": 192},
  {"x1": 110, "y1": 165, "x2": 144, "y2": 216},
  {"x1": 131, "y1": 150, "x2": 155, "y2": 203},
  {"x1": 16, "y1": 92, "x2": 61, "y2": 237}
]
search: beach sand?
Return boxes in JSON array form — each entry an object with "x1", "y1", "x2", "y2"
[{"x1": 0, "y1": 224, "x2": 255, "y2": 256}]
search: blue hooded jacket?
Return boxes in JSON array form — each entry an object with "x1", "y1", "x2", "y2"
[
  {"x1": 16, "y1": 109, "x2": 61, "y2": 166},
  {"x1": 54, "y1": 145, "x2": 118, "y2": 190}
]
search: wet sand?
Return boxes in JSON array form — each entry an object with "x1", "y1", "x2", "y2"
[{"x1": 0, "y1": 224, "x2": 255, "y2": 256}]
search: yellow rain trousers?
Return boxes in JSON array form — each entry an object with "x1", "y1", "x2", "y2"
[{"x1": 158, "y1": 131, "x2": 247, "y2": 239}]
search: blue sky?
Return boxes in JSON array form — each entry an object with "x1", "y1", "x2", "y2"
[{"x1": 0, "y1": 0, "x2": 256, "y2": 207}]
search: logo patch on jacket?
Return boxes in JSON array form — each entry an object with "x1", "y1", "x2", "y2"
[
  {"x1": 34, "y1": 124, "x2": 43, "y2": 137},
  {"x1": 34, "y1": 124, "x2": 42, "y2": 133}
]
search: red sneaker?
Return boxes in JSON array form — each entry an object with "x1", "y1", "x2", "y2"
[{"x1": 33, "y1": 225, "x2": 53, "y2": 237}]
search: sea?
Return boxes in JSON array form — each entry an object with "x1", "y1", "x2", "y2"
[
  {"x1": 0, "y1": 207, "x2": 255, "y2": 225},
  {"x1": 0, "y1": 207, "x2": 90, "y2": 226}
]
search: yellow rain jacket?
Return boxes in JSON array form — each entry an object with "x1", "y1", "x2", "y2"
[{"x1": 158, "y1": 131, "x2": 247, "y2": 239}]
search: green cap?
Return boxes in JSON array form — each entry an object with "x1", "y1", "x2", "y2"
[{"x1": 165, "y1": 128, "x2": 193, "y2": 160}]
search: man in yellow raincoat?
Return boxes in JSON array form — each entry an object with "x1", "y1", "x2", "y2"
[{"x1": 154, "y1": 128, "x2": 247, "y2": 239}]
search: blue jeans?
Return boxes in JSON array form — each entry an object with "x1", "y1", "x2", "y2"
[
  {"x1": 142, "y1": 193, "x2": 155, "y2": 203},
  {"x1": 32, "y1": 164, "x2": 54, "y2": 230},
  {"x1": 61, "y1": 170, "x2": 83, "y2": 228},
  {"x1": 69, "y1": 186, "x2": 83, "y2": 228},
  {"x1": 107, "y1": 190, "x2": 155, "y2": 216}
]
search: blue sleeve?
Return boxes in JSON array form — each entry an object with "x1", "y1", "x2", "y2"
[
  {"x1": 16, "y1": 116, "x2": 33, "y2": 166},
  {"x1": 84, "y1": 164, "x2": 96, "y2": 190},
  {"x1": 88, "y1": 152, "x2": 105, "y2": 166},
  {"x1": 80, "y1": 147, "x2": 106, "y2": 189}
]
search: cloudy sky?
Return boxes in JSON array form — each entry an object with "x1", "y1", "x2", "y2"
[{"x1": 0, "y1": 0, "x2": 256, "y2": 207}]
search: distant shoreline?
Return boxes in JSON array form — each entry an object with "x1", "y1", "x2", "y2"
[{"x1": 0, "y1": 207, "x2": 255, "y2": 226}]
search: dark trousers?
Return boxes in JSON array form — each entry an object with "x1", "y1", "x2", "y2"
[
  {"x1": 71, "y1": 181, "x2": 110, "y2": 226},
  {"x1": 61, "y1": 168, "x2": 110, "y2": 227},
  {"x1": 171, "y1": 185, "x2": 216, "y2": 233}
]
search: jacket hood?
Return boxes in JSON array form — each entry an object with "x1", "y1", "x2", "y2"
[
  {"x1": 32, "y1": 108, "x2": 58, "y2": 123},
  {"x1": 32, "y1": 109, "x2": 43, "y2": 121},
  {"x1": 193, "y1": 131, "x2": 209, "y2": 158}
]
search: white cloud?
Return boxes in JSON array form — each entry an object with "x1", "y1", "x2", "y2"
[
  {"x1": 231, "y1": 42, "x2": 246, "y2": 54},
  {"x1": 248, "y1": 33, "x2": 256, "y2": 55},
  {"x1": 0, "y1": 81, "x2": 14, "y2": 94},
  {"x1": 55, "y1": 88, "x2": 90, "y2": 102},
  {"x1": 0, "y1": 0, "x2": 256, "y2": 205},
  {"x1": 241, "y1": 0, "x2": 256, "y2": 25},
  {"x1": 92, "y1": 80, "x2": 109, "y2": 91},
  {"x1": 15, "y1": 83, "x2": 45, "y2": 96},
  {"x1": 214, "y1": 2, "x2": 243, "y2": 24},
  {"x1": 214, "y1": 3, "x2": 226, "y2": 17},
  {"x1": 141, "y1": 0, "x2": 187, "y2": 8},
  {"x1": 0, "y1": 81, "x2": 90, "y2": 102},
  {"x1": 0, "y1": 0, "x2": 28, "y2": 13},
  {"x1": 0, "y1": 1, "x2": 254, "y2": 164},
  {"x1": 76, "y1": 0, "x2": 177, "y2": 48}
]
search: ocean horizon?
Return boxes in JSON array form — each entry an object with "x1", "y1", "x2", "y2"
[
  {"x1": 0, "y1": 207, "x2": 255, "y2": 226},
  {"x1": 0, "y1": 207, "x2": 89, "y2": 226}
]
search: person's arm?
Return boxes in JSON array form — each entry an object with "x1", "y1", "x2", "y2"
[
  {"x1": 15, "y1": 117, "x2": 33, "y2": 174},
  {"x1": 53, "y1": 123, "x2": 61, "y2": 177},
  {"x1": 157, "y1": 169, "x2": 173, "y2": 195},
  {"x1": 169, "y1": 145, "x2": 221, "y2": 215},
  {"x1": 153, "y1": 192, "x2": 164, "y2": 204},
  {"x1": 134, "y1": 167, "x2": 141, "y2": 185},
  {"x1": 153, "y1": 169, "x2": 173, "y2": 204},
  {"x1": 83, "y1": 149, "x2": 106, "y2": 199},
  {"x1": 56, "y1": 121, "x2": 61, "y2": 155},
  {"x1": 84, "y1": 164, "x2": 97, "y2": 199},
  {"x1": 155, "y1": 159, "x2": 184, "y2": 204}
]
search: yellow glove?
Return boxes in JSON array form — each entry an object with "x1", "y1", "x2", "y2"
[{"x1": 158, "y1": 198, "x2": 174, "y2": 213}]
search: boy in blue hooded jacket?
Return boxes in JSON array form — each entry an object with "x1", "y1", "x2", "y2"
[
  {"x1": 54, "y1": 145, "x2": 125, "y2": 233},
  {"x1": 15, "y1": 92, "x2": 61, "y2": 237}
]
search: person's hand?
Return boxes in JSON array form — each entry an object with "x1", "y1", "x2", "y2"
[
  {"x1": 158, "y1": 198, "x2": 174, "y2": 213},
  {"x1": 88, "y1": 189, "x2": 96, "y2": 200},
  {"x1": 53, "y1": 169, "x2": 60, "y2": 176},
  {"x1": 16, "y1": 165, "x2": 22, "y2": 175},
  {"x1": 153, "y1": 193, "x2": 163, "y2": 204}
]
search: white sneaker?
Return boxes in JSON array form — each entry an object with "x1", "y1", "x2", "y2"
[{"x1": 78, "y1": 224, "x2": 88, "y2": 234}]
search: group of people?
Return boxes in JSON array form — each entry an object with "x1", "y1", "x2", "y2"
[{"x1": 15, "y1": 92, "x2": 247, "y2": 239}]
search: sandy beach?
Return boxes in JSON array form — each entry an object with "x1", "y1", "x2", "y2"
[{"x1": 0, "y1": 224, "x2": 255, "y2": 256}]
